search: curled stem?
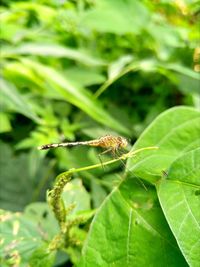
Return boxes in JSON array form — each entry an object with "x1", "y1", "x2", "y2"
[{"x1": 49, "y1": 146, "x2": 158, "y2": 225}]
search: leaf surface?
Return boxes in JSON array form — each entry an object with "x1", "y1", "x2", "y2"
[
  {"x1": 126, "y1": 107, "x2": 200, "y2": 183},
  {"x1": 157, "y1": 148, "x2": 200, "y2": 267},
  {"x1": 79, "y1": 179, "x2": 187, "y2": 267}
]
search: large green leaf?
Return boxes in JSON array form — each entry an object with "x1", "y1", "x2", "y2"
[
  {"x1": 157, "y1": 148, "x2": 200, "y2": 267},
  {"x1": 126, "y1": 106, "x2": 200, "y2": 183},
  {"x1": 79, "y1": 178, "x2": 187, "y2": 267}
]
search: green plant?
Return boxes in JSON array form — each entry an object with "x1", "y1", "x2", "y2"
[
  {"x1": 1, "y1": 106, "x2": 199, "y2": 266},
  {"x1": 1, "y1": 0, "x2": 200, "y2": 266}
]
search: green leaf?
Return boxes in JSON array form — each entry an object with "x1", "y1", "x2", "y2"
[
  {"x1": 126, "y1": 106, "x2": 200, "y2": 183},
  {"x1": 29, "y1": 245, "x2": 56, "y2": 267},
  {"x1": 81, "y1": 0, "x2": 149, "y2": 34},
  {"x1": 108, "y1": 55, "x2": 134, "y2": 80},
  {"x1": 0, "y1": 78, "x2": 40, "y2": 123},
  {"x1": 64, "y1": 67, "x2": 106, "y2": 87},
  {"x1": 0, "y1": 112, "x2": 12, "y2": 133},
  {"x1": 157, "y1": 148, "x2": 200, "y2": 267},
  {"x1": 91, "y1": 180, "x2": 107, "y2": 208},
  {"x1": 62, "y1": 178, "x2": 91, "y2": 214},
  {"x1": 24, "y1": 202, "x2": 59, "y2": 239},
  {"x1": 20, "y1": 59, "x2": 129, "y2": 135},
  {"x1": 0, "y1": 142, "x2": 53, "y2": 211},
  {"x1": 0, "y1": 210, "x2": 47, "y2": 267},
  {"x1": 165, "y1": 63, "x2": 200, "y2": 94},
  {"x1": 147, "y1": 21, "x2": 182, "y2": 48},
  {"x1": 4, "y1": 43, "x2": 106, "y2": 67},
  {"x1": 79, "y1": 178, "x2": 187, "y2": 267},
  {"x1": 10, "y1": 2, "x2": 56, "y2": 23}
]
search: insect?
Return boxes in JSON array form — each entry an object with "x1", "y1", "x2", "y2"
[
  {"x1": 38, "y1": 135, "x2": 149, "y2": 190},
  {"x1": 38, "y1": 135, "x2": 128, "y2": 156}
]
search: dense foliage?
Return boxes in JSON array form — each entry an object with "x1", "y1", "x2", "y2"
[{"x1": 0, "y1": 0, "x2": 199, "y2": 266}]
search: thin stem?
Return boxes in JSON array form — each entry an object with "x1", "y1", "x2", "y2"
[{"x1": 57, "y1": 146, "x2": 159, "y2": 178}]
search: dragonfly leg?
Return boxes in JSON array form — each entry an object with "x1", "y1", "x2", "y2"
[
  {"x1": 112, "y1": 148, "x2": 126, "y2": 167},
  {"x1": 100, "y1": 148, "x2": 113, "y2": 155},
  {"x1": 113, "y1": 148, "x2": 148, "y2": 191},
  {"x1": 98, "y1": 148, "x2": 113, "y2": 169}
]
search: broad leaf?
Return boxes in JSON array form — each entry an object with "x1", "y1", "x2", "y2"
[
  {"x1": 126, "y1": 106, "x2": 200, "y2": 183},
  {"x1": 157, "y1": 148, "x2": 200, "y2": 267},
  {"x1": 79, "y1": 178, "x2": 187, "y2": 267}
]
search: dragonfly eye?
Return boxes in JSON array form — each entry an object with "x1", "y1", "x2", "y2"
[
  {"x1": 117, "y1": 136, "x2": 128, "y2": 148},
  {"x1": 122, "y1": 138, "x2": 128, "y2": 148}
]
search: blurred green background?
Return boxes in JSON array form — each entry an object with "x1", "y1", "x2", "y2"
[{"x1": 0, "y1": 0, "x2": 199, "y2": 212}]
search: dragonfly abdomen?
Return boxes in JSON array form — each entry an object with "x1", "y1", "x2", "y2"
[
  {"x1": 38, "y1": 141, "x2": 89, "y2": 150},
  {"x1": 38, "y1": 135, "x2": 128, "y2": 151}
]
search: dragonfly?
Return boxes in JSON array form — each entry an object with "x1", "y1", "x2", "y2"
[
  {"x1": 38, "y1": 135, "x2": 149, "y2": 190},
  {"x1": 38, "y1": 135, "x2": 128, "y2": 156}
]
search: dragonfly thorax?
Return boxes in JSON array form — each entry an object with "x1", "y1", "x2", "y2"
[{"x1": 93, "y1": 135, "x2": 128, "y2": 150}]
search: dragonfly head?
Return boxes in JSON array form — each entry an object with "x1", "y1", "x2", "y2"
[{"x1": 118, "y1": 136, "x2": 128, "y2": 148}]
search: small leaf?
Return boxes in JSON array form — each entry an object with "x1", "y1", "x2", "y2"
[
  {"x1": 108, "y1": 55, "x2": 133, "y2": 80},
  {"x1": 29, "y1": 245, "x2": 56, "y2": 267},
  {"x1": 62, "y1": 178, "x2": 91, "y2": 215},
  {"x1": 0, "y1": 112, "x2": 12, "y2": 133}
]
